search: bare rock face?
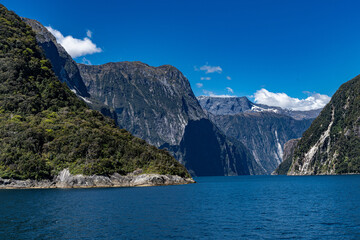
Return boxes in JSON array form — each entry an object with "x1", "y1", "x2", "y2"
[
  {"x1": 0, "y1": 169, "x2": 195, "y2": 189},
  {"x1": 78, "y1": 62, "x2": 206, "y2": 147}
]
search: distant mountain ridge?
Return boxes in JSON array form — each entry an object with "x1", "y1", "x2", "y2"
[
  {"x1": 197, "y1": 96, "x2": 322, "y2": 120},
  {"x1": 198, "y1": 96, "x2": 318, "y2": 174}
]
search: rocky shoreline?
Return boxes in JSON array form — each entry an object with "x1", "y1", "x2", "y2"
[{"x1": 0, "y1": 169, "x2": 195, "y2": 189}]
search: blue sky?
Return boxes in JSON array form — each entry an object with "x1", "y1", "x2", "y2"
[{"x1": 3, "y1": 0, "x2": 360, "y2": 110}]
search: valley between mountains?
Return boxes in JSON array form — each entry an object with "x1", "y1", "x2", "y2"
[{"x1": 24, "y1": 17, "x2": 324, "y2": 177}]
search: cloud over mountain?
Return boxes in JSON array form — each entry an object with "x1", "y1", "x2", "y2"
[
  {"x1": 253, "y1": 88, "x2": 331, "y2": 111},
  {"x1": 46, "y1": 26, "x2": 102, "y2": 58}
]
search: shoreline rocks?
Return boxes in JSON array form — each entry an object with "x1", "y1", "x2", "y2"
[{"x1": 0, "y1": 169, "x2": 195, "y2": 189}]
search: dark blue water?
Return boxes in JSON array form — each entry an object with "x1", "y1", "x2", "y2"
[{"x1": 0, "y1": 176, "x2": 359, "y2": 239}]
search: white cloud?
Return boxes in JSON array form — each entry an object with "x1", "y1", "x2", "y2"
[
  {"x1": 46, "y1": 26, "x2": 102, "y2": 58},
  {"x1": 202, "y1": 90, "x2": 236, "y2": 98},
  {"x1": 197, "y1": 64, "x2": 222, "y2": 74},
  {"x1": 226, "y1": 87, "x2": 234, "y2": 94},
  {"x1": 86, "y1": 30, "x2": 92, "y2": 38},
  {"x1": 196, "y1": 83, "x2": 203, "y2": 88},
  {"x1": 253, "y1": 88, "x2": 331, "y2": 111},
  {"x1": 226, "y1": 76, "x2": 231, "y2": 80},
  {"x1": 200, "y1": 77, "x2": 211, "y2": 81}
]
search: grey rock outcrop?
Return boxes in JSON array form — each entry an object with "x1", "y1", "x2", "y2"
[{"x1": 0, "y1": 169, "x2": 195, "y2": 189}]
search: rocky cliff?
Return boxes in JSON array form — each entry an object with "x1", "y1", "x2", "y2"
[
  {"x1": 78, "y1": 62, "x2": 206, "y2": 147},
  {"x1": 284, "y1": 75, "x2": 360, "y2": 175}
]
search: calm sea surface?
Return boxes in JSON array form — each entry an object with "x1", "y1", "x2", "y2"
[{"x1": 0, "y1": 175, "x2": 359, "y2": 239}]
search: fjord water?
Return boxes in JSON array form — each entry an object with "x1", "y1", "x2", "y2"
[{"x1": 0, "y1": 176, "x2": 359, "y2": 239}]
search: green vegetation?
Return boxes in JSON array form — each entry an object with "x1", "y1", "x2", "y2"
[
  {"x1": 0, "y1": 4, "x2": 190, "y2": 180},
  {"x1": 293, "y1": 74, "x2": 360, "y2": 174}
]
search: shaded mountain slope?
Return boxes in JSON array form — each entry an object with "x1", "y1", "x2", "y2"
[{"x1": 284, "y1": 75, "x2": 360, "y2": 175}]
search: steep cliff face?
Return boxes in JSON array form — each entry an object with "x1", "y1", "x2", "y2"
[
  {"x1": 209, "y1": 112, "x2": 312, "y2": 174},
  {"x1": 22, "y1": 18, "x2": 89, "y2": 98},
  {"x1": 77, "y1": 62, "x2": 262, "y2": 176},
  {"x1": 273, "y1": 139, "x2": 299, "y2": 175},
  {"x1": 286, "y1": 75, "x2": 360, "y2": 175},
  {"x1": 78, "y1": 62, "x2": 205, "y2": 147}
]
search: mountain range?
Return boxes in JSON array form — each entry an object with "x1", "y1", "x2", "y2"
[
  {"x1": 7, "y1": 9, "x2": 358, "y2": 177},
  {"x1": 22, "y1": 17, "x2": 326, "y2": 176},
  {"x1": 24, "y1": 18, "x2": 266, "y2": 176}
]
